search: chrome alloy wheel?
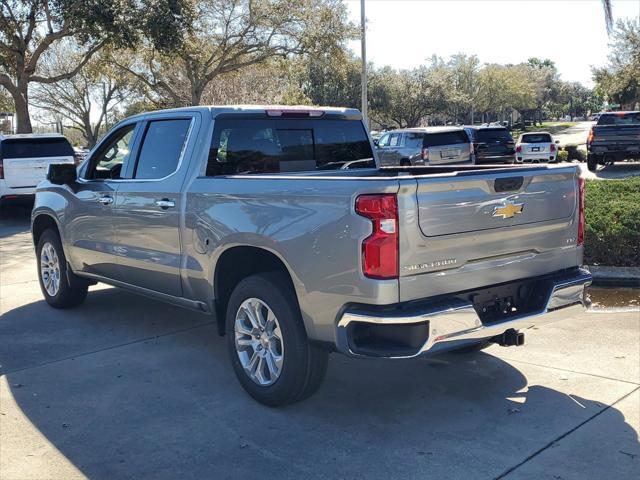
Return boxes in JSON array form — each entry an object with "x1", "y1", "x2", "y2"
[
  {"x1": 234, "y1": 298, "x2": 284, "y2": 386},
  {"x1": 40, "y1": 242, "x2": 61, "y2": 297}
]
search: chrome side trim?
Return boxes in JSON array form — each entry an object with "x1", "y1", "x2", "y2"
[{"x1": 336, "y1": 269, "x2": 592, "y2": 359}]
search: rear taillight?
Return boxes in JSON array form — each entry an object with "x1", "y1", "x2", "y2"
[
  {"x1": 550, "y1": 144, "x2": 556, "y2": 152},
  {"x1": 355, "y1": 194, "x2": 399, "y2": 279},
  {"x1": 587, "y1": 127, "x2": 594, "y2": 146},
  {"x1": 421, "y1": 148, "x2": 429, "y2": 161},
  {"x1": 0, "y1": 159, "x2": 3, "y2": 179},
  {"x1": 577, "y1": 177, "x2": 585, "y2": 246},
  {"x1": 515, "y1": 145, "x2": 522, "y2": 153}
]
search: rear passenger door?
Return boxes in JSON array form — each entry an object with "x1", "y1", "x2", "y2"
[{"x1": 113, "y1": 113, "x2": 198, "y2": 296}]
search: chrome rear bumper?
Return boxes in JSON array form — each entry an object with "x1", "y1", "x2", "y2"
[{"x1": 336, "y1": 268, "x2": 592, "y2": 359}]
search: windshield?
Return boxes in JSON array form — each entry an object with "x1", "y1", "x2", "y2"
[
  {"x1": 597, "y1": 112, "x2": 640, "y2": 126},
  {"x1": 1, "y1": 137, "x2": 74, "y2": 159},
  {"x1": 207, "y1": 118, "x2": 374, "y2": 175},
  {"x1": 521, "y1": 133, "x2": 552, "y2": 143},
  {"x1": 477, "y1": 128, "x2": 514, "y2": 143}
]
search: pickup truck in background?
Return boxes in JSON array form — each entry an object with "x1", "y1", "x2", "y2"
[
  {"x1": 0, "y1": 133, "x2": 75, "y2": 207},
  {"x1": 587, "y1": 111, "x2": 640, "y2": 171},
  {"x1": 32, "y1": 106, "x2": 591, "y2": 406}
]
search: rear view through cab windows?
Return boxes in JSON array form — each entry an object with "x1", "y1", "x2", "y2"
[{"x1": 206, "y1": 118, "x2": 374, "y2": 175}]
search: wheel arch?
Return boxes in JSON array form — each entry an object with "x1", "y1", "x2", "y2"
[
  {"x1": 213, "y1": 245, "x2": 307, "y2": 337},
  {"x1": 32, "y1": 213, "x2": 62, "y2": 247}
]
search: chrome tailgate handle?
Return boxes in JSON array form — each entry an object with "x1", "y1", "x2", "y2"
[{"x1": 154, "y1": 199, "x2": 175, "y2": 209}]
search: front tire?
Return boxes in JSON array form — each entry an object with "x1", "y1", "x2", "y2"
[
  {"x1": 36, "y1": 229, "x2": 88, "y2": 308},
  {"x1": 226, "y1": 272, "x2": 328, "y2": 406}
]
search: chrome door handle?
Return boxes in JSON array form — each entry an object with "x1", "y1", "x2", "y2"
[
  {"x1": 154, "y1": 199, "x2": 175, "y2": 209},
  {"x1": 97, "y1": 196, "x2": 114, "y2": 205}
]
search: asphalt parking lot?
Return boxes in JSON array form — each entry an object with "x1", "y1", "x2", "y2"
[{"x1": 1, "y1": 205, "x2": 638, "y2": 480}]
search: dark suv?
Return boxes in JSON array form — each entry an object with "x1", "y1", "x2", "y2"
[{"x1": 464, "y1": 126, "x2": 516, "y2": 164}]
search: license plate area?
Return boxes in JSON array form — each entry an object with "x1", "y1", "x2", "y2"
[
  {"x1": 463, "y1": 277, "x2": 551, "y2": 324},
  {"x1": 442, "y1": 148, "x2": 460, "y2": 158}
]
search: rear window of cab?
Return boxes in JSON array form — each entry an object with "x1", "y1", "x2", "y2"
[
  {"x1": 597, "y1": 112, "x2": 640, "y2": 126},
  {"x1": 206, "y1": 117, "x2": 374, "y2": 175}
]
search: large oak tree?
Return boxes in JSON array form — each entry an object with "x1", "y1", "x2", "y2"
[{"x1": 0, "y1": 0, "x2": 190, "y2": 132}]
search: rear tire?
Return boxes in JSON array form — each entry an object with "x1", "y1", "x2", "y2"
[
  {"x1": 226, "y1": 272, "x2": 328, "y2": 406},
  {"x1": 36, "y1": 229, "x2": 88, "y2": 308},
  {"x1": 587, "y1": 154, "x2": 599, "y2": 172}
]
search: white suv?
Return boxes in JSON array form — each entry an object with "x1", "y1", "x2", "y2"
[
  {"x1": 515, "y1": 132, "x2": 560, "y2": 163},
  {"x1": 0, "y1": 134, "x2": 75, "y2": 206}
]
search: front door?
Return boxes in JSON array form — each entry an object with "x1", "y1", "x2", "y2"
[
  {"x1": 113, "y1": 116, "x2": 195, "y2": 297},
  {"x1": 66, "y1": 123, "x2": 140, "y2": 279}
]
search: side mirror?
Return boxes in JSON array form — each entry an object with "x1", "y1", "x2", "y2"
[
  {"x1": 373, "y1": 139, "x2": 379, "y2": 147},
  {"x1": 47, "y1": 163, "x2": 77, "y2": 185}
]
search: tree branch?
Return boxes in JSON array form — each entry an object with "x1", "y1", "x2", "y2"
[{"x1": 30, "y1": 42, "x2": 104, "y2": 83}]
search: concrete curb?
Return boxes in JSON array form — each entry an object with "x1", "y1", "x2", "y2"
[{"x1": 586, "y1": 266, "x2": 640, "y2": 288}]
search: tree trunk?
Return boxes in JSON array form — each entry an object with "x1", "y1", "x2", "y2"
[{"x1": 13, "y1": 86, "x2": 32, "y2": 133}]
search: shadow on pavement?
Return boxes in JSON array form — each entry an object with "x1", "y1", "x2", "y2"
[
  {"x1": 0, "y1": 202, "x2": 33, "y2": 236},
  {"x1": 2, "y1": 287, "x2": 638, "y2": 479},
  {"x1": 591, "y1": 162, "x2": 640, "y2": 179}
]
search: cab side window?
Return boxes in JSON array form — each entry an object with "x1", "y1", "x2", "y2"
[
  {"x1": 85, "y1": 125, "x2": 136, "y2": 180},
  {"x1": 134, "y1": 119, "x2": 192, "y2": 179},
  {"x1": 377, "y1": 134, "x2": 390, "y2": 147},
  {"x1": 389, "y1": 133, "x2": 401, "y2": 147}
]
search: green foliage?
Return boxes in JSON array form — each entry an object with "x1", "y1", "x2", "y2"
[
  {"x1": 564, "y1": 145, "x2": 586, "y2": 162},
  {"x1": 584, "y1": 177, "x2": 640, "y2": 267},
  {"x1": 593, "y1": 19, "x2": 640, "y2": 110},
  {"x1": 556, "y1": 149, "x2": 569, "y2": 162},
  {"x1": 369, "y1": 61, "x2": 451, "y2": 128}
]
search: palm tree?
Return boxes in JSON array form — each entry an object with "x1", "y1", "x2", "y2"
[{"x1": 602, "y1": 0, "x2": 614, "y2": 34}]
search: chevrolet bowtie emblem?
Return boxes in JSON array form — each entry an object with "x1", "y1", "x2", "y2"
[{"x1": 492, "y1": 201, "x2": 524, "y2": 219}]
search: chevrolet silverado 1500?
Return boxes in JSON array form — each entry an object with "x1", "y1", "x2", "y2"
[{"x1": 32, "y1": 106, "x2": 591, "y2": 405}]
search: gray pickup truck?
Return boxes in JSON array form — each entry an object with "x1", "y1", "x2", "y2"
[{"x1": 32, "y1": 106, "x2": 591, "y2": 406}]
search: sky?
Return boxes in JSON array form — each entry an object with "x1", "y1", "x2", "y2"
[{"x1": 345, "y1": 0, "x2": 640, "y2": 86}]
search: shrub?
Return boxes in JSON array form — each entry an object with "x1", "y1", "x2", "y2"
[
  {"x1": 584, "y1": 177, "x2": 640, "y2": 267},
  {"x1": 557, "y1": 149, "x2": 569, "y2": 162},
  {"x1": 565, "y1": 145, "x2": 586, "y2": 162}
]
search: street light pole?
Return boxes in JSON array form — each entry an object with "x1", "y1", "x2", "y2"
[{"x1": 360, "y1": 0, "x2": 368, "y2": 129}]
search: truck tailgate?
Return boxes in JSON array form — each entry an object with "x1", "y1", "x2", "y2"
[
  {"x1": 398, "y1": 166, "x2": 581, "y2": 302},
  {"x1": 592, "y1": 125, "x2": 640, "y2": 149},
  {"x1": 3, "y1": 156, "x2": 74, "y2": 188}
]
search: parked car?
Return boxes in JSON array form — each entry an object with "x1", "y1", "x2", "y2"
[
  {"x1": 0, "y1": 133, "x2": 75, "y2": 207},
  {"x1": 73, "y1": 147, "x2": 90, "y2": 165},
  {"x1": 32, "y1": 105, "x2": 591, "y2": 406},
  {"x1": 515, "y1": 132, "x2": 560, "y2": 163},
  {"x1": 376, "y1": 127, "x2": 473, "y2": 166},
  {"x1": 464, "y1": 126, "x2": 516, "y2": 164},
  {"x1": 587, "y1": 111, "x2": 640, "y2": 171}
]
